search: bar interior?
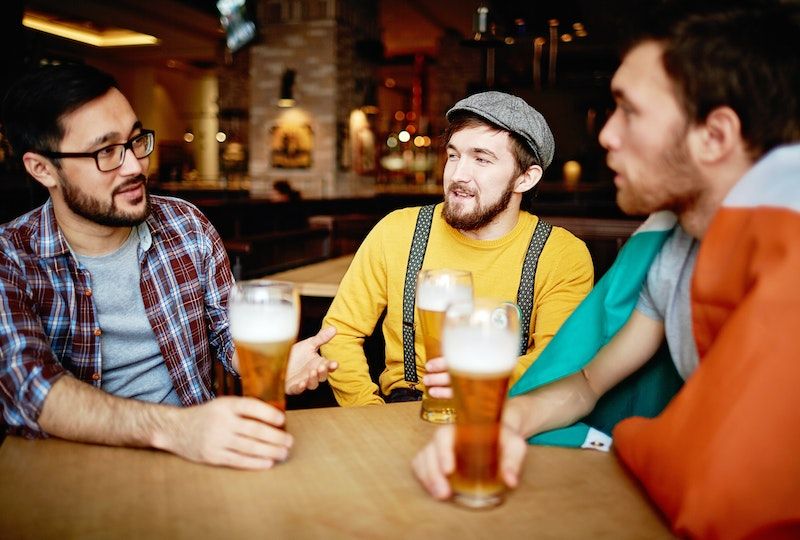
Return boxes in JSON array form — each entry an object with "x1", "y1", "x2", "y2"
[
  {"x1": 0, "y1": 0, "x2": 647, "y2": 401},
  {"x1": 9, "y1": 1, "x2": 787, "y2": 537}
]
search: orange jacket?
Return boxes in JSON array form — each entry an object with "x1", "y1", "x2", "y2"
[{"x1": 614, "y1": 145, "x2": 800, "y2": 540}]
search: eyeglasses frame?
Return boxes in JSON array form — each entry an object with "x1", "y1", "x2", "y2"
[{"x1": 37, "y1": 129, "x2": 156, "y2": 172}]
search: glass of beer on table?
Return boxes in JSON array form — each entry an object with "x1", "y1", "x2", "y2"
[
  {"x1": 229, "y1": 280, "x2": 299, "y2": 416},
  {"x1": 443, "y1": 298, "x2": 520, "y2": 509},
  {"x1": 416, "y1": 269, "x2": 473, "y2": 423}
]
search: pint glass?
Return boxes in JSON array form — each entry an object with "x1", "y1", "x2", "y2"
[
  {"x1": 443, "y1": 299, "x2": 520, "y2": 509},
  {"x1": 416, "y1": 269, "x2": 473, "y2": 423},
  {"x1": 229, "y1": 280, "x2": 299, "y2": 415}
]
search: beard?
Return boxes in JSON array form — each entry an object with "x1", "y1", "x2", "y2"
[
  {"x1": 59, "y1": 173, "x2": 151, "y2": 227},
  {"x1": 442, "y1": 178, "x2": 515, "y2": 231},
  {"x1": 615, "y1": 128, "x2": 702, "y2": 216}
]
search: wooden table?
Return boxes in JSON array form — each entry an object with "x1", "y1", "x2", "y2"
[
  {"x1": 0, "y1": 403, "x2": 673, "y2": 539},
  {"x1": 265, "y1": 254, "x2": 354, "y2": 298}
]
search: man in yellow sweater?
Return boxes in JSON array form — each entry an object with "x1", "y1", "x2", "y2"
[{"x1": 321, "y1": 92, "x2": 593, "y2": 407}]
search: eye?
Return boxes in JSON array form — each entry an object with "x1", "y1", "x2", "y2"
[
  {"x1": 475, "y1": 156, "x2": 490, "y2": 164},
  {"x1": 617, "y1": 102, "x2": 635, "y2": 118},
  {"x1": 447, "y1": 152, "x2": 459, "y2": 161},
  {"x1": 96, "y1": 145, "x2": 118, "y2": 158},
  {"x1": 131, "y1": 135, "x2": 147, "y2": 150}
]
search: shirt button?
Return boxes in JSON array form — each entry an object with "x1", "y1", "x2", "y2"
[
  {"x1": 84, "y1": 288, "x2": 93, "y2": 297},
  {"x1": 91, "y1": 373, "x2": 101, "y2": 381},
  {"x1": 93, "y1": 328, "x2": 102, "y2": 336}
]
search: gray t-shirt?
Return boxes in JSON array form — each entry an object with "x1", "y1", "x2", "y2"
[
  {"x1": 75, "y1": 226, "x2": 180, "y2": 405},
  {"x1": 635, "y1": 225, "x2": 700, "y2": 380}
]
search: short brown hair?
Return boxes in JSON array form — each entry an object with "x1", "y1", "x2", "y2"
[{"x1": 625, "y1": 3, "x2": 800, "y2": 159}]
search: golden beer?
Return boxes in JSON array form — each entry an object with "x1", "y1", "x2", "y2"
[
  {"x1": 416, "y1": 269, "x2": 472, "y2": 424},
  {"x1": 443, "y1": 300, "x2": 519, "y2": 509},
  {"x1": 449, "y1": 368, "x2": 512, "y2": 508},
  {"x1": 229, "y1": 281, "x2": 299, "y2": 427},
  {"x1": 235, "y1": 338, "x2": 294, "y2": 412},
  {"x1": 418, "y1": 307, "x2": 456, "y2": 422}
]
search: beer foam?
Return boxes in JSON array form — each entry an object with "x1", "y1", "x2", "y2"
[
  {"x1": 229, "y1": 303, "x2": 298, "y2": 342},
  {"x1": 443, "y1": 326, "x2": 518, "y2": 375},
  {"x1": 417, "y1": 282, "x2": 472, "y2": 311}
]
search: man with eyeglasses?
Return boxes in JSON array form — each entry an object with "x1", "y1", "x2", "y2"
[{"x1": 0, "y1": 63, "x2": 336, "y2": 469}]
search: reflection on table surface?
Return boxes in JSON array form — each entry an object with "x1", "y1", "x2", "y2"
[
  {"x1": 265, "y1": 254, "x2": 354, "y2": 298},
  {"x1": 0, "y1": 402, "x2": 673, "y2": 539}
]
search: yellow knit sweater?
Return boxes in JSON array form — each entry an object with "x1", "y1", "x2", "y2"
[{"x1": 322, "y1": 204, "x2": 593, "y2": 406}]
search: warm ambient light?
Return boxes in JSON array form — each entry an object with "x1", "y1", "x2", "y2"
[
  {"x1": 277, "y1": 98, "x2": 296, "y2": 108},
  {"x1": 22, "y1": 12, "x2": 160, "y2": 47},
  {"x1": 563, "y1": 160, "x2": 582, "y2": 186}
]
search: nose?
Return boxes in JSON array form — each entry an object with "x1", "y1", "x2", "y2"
[
  {"x1": 118, "y1": 147, "x2": 144, "y2": 176},
  {"x1": 447, "y1": 155, "x2": 474, "y2": 183},
  {"x1": 598, "y1": 109, "x2": 620, "y2": 151}
]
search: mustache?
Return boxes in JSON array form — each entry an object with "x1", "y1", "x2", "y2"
[
  {"x1": 447, "y1": 182, "x2": 477, "y2": 197},
  {"x1": 112, "y1": 175, "x2": 148, "y2": 196}
]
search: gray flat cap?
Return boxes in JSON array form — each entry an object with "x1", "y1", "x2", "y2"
[{"x1": 446, "y1": 91, "x2": 555, "y2": 170}]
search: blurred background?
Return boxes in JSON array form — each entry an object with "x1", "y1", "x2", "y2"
[{"x1": 0, "y1": 1, "x2": 651, "y2": 211}]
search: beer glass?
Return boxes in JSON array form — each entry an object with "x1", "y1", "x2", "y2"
[
  {"x1": 443, "y1": 298, "x2": 520, "y2": 509},
  {"x1": 416, "y1": 269, "x2": 473, "y2": 423},
  {"x1": 229, "y1": 280, "x2": 299, "y2": 415}
]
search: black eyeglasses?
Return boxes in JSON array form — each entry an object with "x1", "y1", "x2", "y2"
[{"x1": 39, "y1": 130, "x2": 156, "y2": 172}]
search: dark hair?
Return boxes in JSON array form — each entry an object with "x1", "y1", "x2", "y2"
[
  {"x1": 443, "y1": 112, "x2": 541, "y2": 213},
  {"x1": 1, "y1": 63, "x2": 118, "y2": 159},
  {"x1": 626, "y1": 2, "x2": 800, "y2": 159}
]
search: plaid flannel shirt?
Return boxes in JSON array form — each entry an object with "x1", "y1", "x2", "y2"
[{"x1": 0, "y1": 195, "x2": 235, "y2": 436}]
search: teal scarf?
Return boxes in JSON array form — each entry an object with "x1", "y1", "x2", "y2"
[{"x1": 509, "y1": 212, "x2": 684, "y2": 448}]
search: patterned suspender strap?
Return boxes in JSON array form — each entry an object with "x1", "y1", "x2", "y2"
[
  {"x1": 401, "y1": 204, "x2": 436, "y2": 384},
  {"x1": 516, "y1": 219, "x2": 553, "y2": 355}
]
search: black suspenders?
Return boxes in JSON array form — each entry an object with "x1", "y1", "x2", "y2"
[
  {"x1": 516, "y1": 219, "x2": 553, "y2": 355},
  {"x1": 401, "y1": 205, "x2": 552, "y2": 385},
  {"x1": 400, "y1": 205, "x2": 436, "y2": 384}
]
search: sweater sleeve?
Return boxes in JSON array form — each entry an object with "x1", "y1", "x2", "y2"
[
  {"x1": 511, "y1": 227, "x2": 594, "y2": 384},
  {"x1": 321, "y1": 219, "x2": 390, "y2": 406}
]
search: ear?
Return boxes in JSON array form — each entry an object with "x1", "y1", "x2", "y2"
[
  {"x1": 513, "y1": 164, "x2": 543, "y2": 194},
  {"x1": 689, "y1": 106, "x2": 742, "y2": 164},
  {"x1": 21, "y1": 152, "x2": 59, "y2": 189}
]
